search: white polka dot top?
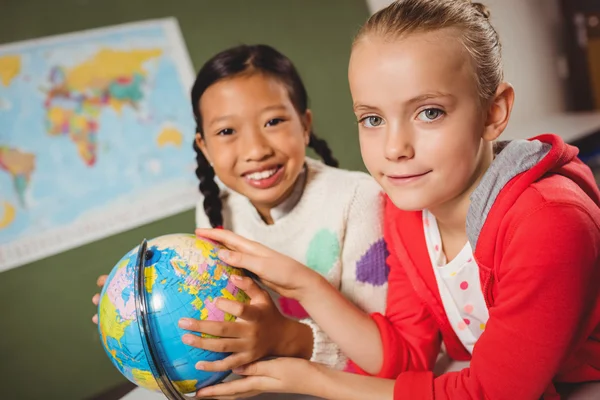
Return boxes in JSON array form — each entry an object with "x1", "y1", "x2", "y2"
[{"x1": 423, "y1": 210, "x2": 490, "y2": 354}]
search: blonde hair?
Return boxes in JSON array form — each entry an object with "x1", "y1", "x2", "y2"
[{"x1": 355, "y1": 0, "x2": 502, "y2": 103}]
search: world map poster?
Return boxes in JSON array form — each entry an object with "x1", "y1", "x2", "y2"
[{"x1": 0, "y1": 19, "x2": 198, "y2": 271}]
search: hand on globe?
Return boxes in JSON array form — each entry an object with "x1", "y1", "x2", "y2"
[
  {"x1": 195, "y1": 228, "x2": 325, "y2": 302},
  {"x1": 194, "y1": 357, "x2": 322, "y2": 399},
  {"x1": 91, "y1": 274, "x2": 108, "y2": 324},
  {"x1": 178, "y1": 276, "x2": 306, "y2": 372}
]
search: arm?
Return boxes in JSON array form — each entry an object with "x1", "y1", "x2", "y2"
[
  {"x1": 298, "y1": 198, "x2": 441, "y2": 376},
  {"x1": 396, "y1": 204, "x2": 600, "y2": 400},
  {"x1": 197, "y1": 201, "x2": 440, "y2": 376},
  {"x1": 299, "y1": 180, "x2": 389, "y2": 370}
]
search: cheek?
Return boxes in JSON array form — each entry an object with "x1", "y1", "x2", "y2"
[{"x1": 359, "y1": 134, "x2": 380, "y2": 171}]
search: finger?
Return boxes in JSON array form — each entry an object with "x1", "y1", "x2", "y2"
[
  {"x1": 218, "y1": 250, "x2": 268, "y2": 279},
  {"x1": 195, "y1": 352, "x2": 253, "y2": 372},
  {"x1": 229, "y1": 276, "x2": 269, "y2": 302},
  {"x1": 195, "y1": 229, "x2": 263, "y2": 255},
  {"x1": 182, "y1": 334, "x2": 246, "y2": 353},
  {"x1": 92, "y1": 314, "x2": 98, "y2": 324},
  {"x1": 214, "y1": 298, "x2": 260, "y2": 321},
  {"x1": 233, "y1": 360, "x2": 272, "y2": 376},
  {"x1": 178, "y1": 319, "x2": 243, "y2": 338},
  {"x1": 92, "y1": 293, "x2": 100, "y2": 306},
  {"x1": 195, "y1": 376, "x2": 268, "y2": 399},
  {"x1": 96, "y1": 275, "x2": 108, "y2": 287}
]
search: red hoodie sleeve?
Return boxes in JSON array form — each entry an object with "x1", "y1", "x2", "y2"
[
  {"x1": 361, "y1": 206, "x2": 441, "y2": 379},
  {"x1": 394, "y1": 202, "x2": 600, "y2": 400}
]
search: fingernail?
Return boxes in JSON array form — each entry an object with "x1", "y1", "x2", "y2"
[
  {"x1": 219, "y1": 249, "x2": 230, "y2": 259},
  {"x1": 182, "y1": 334, "x2": 194, "y2": 345},
  {"x1": 178, "y1": 318, "x2": 191, "y2": 328},
  {"x1": 230, "y1": 274, "x2": 242, "y2": 281},
  {"x1": 195, "y1": 362, "x2": 205, "y2": 370},
  {"x1": 233, "y1": 367, "x2": 244, "y2": 374}
]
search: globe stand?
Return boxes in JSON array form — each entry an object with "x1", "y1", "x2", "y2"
[{"x1": 134, "y1": 239, "x2": 188, "y2": 400}]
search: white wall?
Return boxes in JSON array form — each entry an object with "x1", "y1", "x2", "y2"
[{"x1": 365, "y1": 0, "x2": 570, "y2": 139}]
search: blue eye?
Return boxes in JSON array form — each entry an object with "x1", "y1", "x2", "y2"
[
  {"x1": 265, "y1": 118, "x2": 284, "y2": 127},
  {"x1": 217, "y1": 128, "x2": 234, "y2": 136},
  {"x1": 417, "y1": 108, "x2": 444, "y2": 122},
  {"x1": 360, "y1": 116, "x2": 385, "y2": 128}
]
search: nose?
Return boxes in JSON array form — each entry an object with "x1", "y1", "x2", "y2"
[
  {"x1": 240, "y1": 127, "x2": 274, "y2": 162},
  {"x1": 384, "y1": 125, "x2": 414, "y2": 161}
]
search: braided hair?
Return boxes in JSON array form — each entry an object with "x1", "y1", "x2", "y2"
[{"x1": 191, "y1": 44, "x2": 338, "y2": 228}]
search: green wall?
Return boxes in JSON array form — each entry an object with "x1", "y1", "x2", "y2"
[{"x1": 0, "y1": 1, "x2": 369, "y2": 398}]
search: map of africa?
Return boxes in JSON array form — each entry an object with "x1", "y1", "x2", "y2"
[{"x1": 0, "y1": 19, "x2": 197, "y2": 271}]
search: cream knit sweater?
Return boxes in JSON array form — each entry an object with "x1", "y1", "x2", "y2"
[{"x1": 195, "y1": 158, "x2": 388, "y2": 369}]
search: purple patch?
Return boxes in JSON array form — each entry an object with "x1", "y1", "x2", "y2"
[{"x1": 356, "y1": 239, "x2": 389, "y2": 286}]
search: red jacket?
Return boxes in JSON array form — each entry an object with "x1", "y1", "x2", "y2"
[{"x1": 371, "y1": 135, "x2": 600, "y2": 399}]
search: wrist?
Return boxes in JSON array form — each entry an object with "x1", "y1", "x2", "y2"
[
  {"x1": 274, "y1": 318, "x2": 313, "y2": 359},
  {"x1": 295, "y1": 272, "x2": 328, "y2": 303}
]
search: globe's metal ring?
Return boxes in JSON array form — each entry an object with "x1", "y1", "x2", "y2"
[{"x1": 134, "y1": 239, "x2": 187, "y2": 400}]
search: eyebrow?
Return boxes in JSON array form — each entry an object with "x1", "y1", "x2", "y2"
[
  {"x1": 353, "y1": 92, "x2": 455, "y2": 112},
  {"x1": 207, "y1": 105, "x2": 288, "y2": 126}
]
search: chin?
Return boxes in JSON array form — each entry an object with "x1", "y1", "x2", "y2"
[{"x1": 386, "y1": 192, "x2": 429, "y2": 212}]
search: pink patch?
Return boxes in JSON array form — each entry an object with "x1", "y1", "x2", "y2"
[
  {"x1": 464, "y1": 318, "x2": 471, "y2": 325},
  {"x1": 343, "y1": 360, "x2": 359, "y2": 374},
  {"x1": 464, "y1": 304, "x2": 474, "y2": 314},
  {"x1": 278, "y1": 297, "x2": 309, "y2": 319},
  {"x1": 467, "y1": 258, "x2": 473, "y2": 263},
  {"x1": 434, "y1": 244, "x2": 439, "y2": 252},
  {"x1": 423, "y1": 218, "x2": 430, "y2": 227},
  {"x1": 460, "y1": 281, "x2": 469, "y2": 290}
]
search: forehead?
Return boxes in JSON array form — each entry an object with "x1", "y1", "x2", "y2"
[
  {"x1": 200, "y1": 73, "x2": 290, "y2": 111},
  {"x1": 349, "y1": 29, "x2": 478, "y2": 103}
]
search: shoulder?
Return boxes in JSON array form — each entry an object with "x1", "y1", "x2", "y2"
[
  {"x1": 505, "y1": 174, "x2": 600, "y2": 234},
  {"x1": 304, "y1": 158, "x2": 383, "y2": 204},
  {"x1": 493, "y1": 177, "x2": 600, "y2": 276}
]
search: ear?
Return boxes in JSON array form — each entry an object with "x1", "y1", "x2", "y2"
[
  {"x1": 302, "y1": 109, "x2": 313, "y2": 146},
  {"x1": 195, "y1": 133, "x2": 212, "y2": 165},
  {"x1": 482, "y1": 82, "x2": 514, "y2": 142}
]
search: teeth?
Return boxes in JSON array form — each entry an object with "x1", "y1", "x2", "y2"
[{"x1": 246, "y1": 168, "x2": 278, "y2": 181}]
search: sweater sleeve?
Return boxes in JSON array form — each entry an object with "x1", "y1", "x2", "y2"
[
  {"x1": 394, "y1": 203, "x2": 600, "y2": 400},
  {"x1": 300, "y1": 178, "x2": 389, "y2": 369}
]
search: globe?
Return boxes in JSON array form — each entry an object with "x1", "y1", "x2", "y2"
[{"x1": 97, "y1": 233, "x2": 249, "y2": 398}]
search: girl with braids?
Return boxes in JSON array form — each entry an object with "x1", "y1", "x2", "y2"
[
  {"x1": 92, "y1": 44, "x2": 389, "y2": 385},
  {"x1": 193, "y1": 1, "x2": 600, "y2": 399}
]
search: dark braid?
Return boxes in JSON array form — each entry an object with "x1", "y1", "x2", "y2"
[
  {"x1": 308, "y1": 132, "x2": 338, "y2": 167},
  {"x1": 192, "y1": 136, "x2": 223, "y2": 228}
]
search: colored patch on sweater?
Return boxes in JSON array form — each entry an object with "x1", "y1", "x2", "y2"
[
  {"x1": 306, "y1": 229, "x2": 340, "y2": 276},
  {"x1": 356, "y1": 238, "x2": 389, "y2": 286},
  {"x1": 278, "y1": 297, "x2": 309, "y2": 319},
  {"x1": 343, "y1": 360, "x2": 360, "y2": 374}
]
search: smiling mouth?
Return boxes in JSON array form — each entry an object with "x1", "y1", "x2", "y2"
[
  {"x1": 244, "y1": 166, "x2": 280, "y2": 181},
  {"x1": 388, "y1": 171, "x2": 431, "y2": 179}
]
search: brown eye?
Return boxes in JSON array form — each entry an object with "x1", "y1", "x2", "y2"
[
  {"x1": 217, "y1": 128, "x2": 234, "y2": 136},
  {"x1": 265, "y1": 118, "x2": 284, "y2": 127}
]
